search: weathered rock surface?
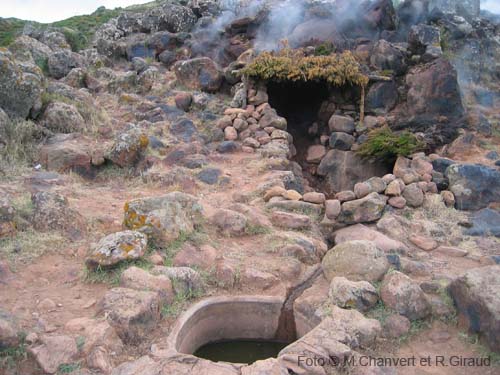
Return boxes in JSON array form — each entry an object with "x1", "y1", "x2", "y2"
[
  {"x1": 29, "y1": 335, "x2": 78, "y2": 374},
  {"x1": 322, "y1": 240, "x2": 389, "y2": 282},
  {"x1": 338, "y1": 192, "x2": 387, "y2": 224},
  {"x1": 449, "y1": 265, "x2": 500, "y2": 352},
  {"x1": 329, "y1": 277, "x2": 379, "y2": 312},
  {"x1": 173, "y1": 57, "x2": 223, "y2": 92},
  {"x1": 151, "y1": 266, "x2": 204, "y2": 296},
  {"x1": 334, "y1": 224, "x2": 408, "y2": 253},
  {"x1": 380, "y1": 271, "x2": 431, "y2": 320},
  {"x1": 86, "y1": 231, "x2": 147, "y2": 268},
  {"x1": 107, "y1": 128, "x2": 149, "y2": 167},
  {"x1": 41, "y1": 102, "x2": 85, "y2": 133}
]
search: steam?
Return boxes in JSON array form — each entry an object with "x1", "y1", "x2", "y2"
[{"x1": 482, "y1": 0, "x2": 500, "y2": 14}]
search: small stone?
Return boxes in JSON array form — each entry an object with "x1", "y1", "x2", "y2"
[
  {"x1": 440, "y1": 191, "x2": 455, "y2": 207},
  {"x1": 434, "y1": 246, "x2": 468, "y2": 257},
  {"x1": 283, "y1": 190, "x2": 302, "y2": 201},
  {"x1": 335, "y1": 191, "x2": 356, "y2": 202},
  {"x1": 302, "y1": 192, "x2": 325, "y2": 204},
  {"x1": 329, "y1": 276, "x2": 379, "y2": 312},
  {"x1": 385, "y1": 180, "x2": 401, "y2": 196},
  {"x1": 354, "y1": 182, "x2": 371, "y2": 199},
  {"x1": 328, "y1": 115, "x2": 355, "y2": 134},
  {"x1": 409, "y1": 235, "x2": 438, "y2": 251},
  {"x1": 383, "y1": 314, "x2": 411, "y2": 338},
  {"x1": 306, "y1": 145, "x2": 326, "y2": 164},
  {"x1": 402, "y1": 183, "x2": 424, "y2": 207},
  {"x1": 329, "y1": 132, "x2": 355, "y2": 151},
  {"x1": 388, "y1": 196, "x2": 406, "y2": 208},
  {"x1": 271, "y1": 211, "x2": 311, "y2": 230},
  {"x1": 325, "y1": 199, "x2": 341, "y2": 219},
  {"x1": 264, "y1": 186, "x2": 286, "y2": 202},
  {"x1": 224, "y1": 126, "x2": 238, "y2": 141}
]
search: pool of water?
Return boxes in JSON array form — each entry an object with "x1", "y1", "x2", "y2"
[{"x1": 193, "y1": 339, "x2": 289, "y2": 364}]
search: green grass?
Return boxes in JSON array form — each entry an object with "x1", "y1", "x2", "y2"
[
  {"x1": 356, "y1": 126, "x2": 425, "y2": 163},
  {"x1": 0, "y1": 1, "x2": 164, "y2": 49},
  {"x1": 0, "y1": 333, "x2": 27, "y2": 371},
  {"x1": 57, "y1": 362, "x2": 81, "y2": 374}
]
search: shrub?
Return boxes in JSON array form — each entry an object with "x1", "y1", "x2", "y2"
[
  {"x1": 356, "y1": 126, "x2": 425, "y2": 162},
  {"x1": 242, "y1": 47, "x2": 369, "y2": 87}
]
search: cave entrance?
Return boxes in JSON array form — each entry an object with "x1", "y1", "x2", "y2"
[{"x1": 267, "y1": 80, "x2": 330, "y2": 189}]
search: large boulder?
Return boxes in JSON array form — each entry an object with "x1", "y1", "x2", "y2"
[
  {"x1": 365, "y1": 81, "x2": 398, "y2": 114},
  {"x1": 370, "y1": 40, "x2": 407, "y2": 75},
  {"x1": 329, "y1": 277, "x2": 379, "y2": 312},
  {"x1": 334, "y1": 224, "x2": 408, "y2": 253},
  {"x1": 173, "y1": 57, "x2": 223, "y2": 92},
  {"x1": 157, "y1": 4, "x2": 197, "y2": 33},
  {"x1": 48, "y1": 49, "x2": 86, "y2": 79},
  {"x1": 0, "y1": 50, "x2": 43, "y2": 119},
  {"x1": 449, "y1": 265, "x2": 500, "y2": 352},
  {"x1": 380, "y1": 271, "x2": 431, "y2": 320},
  {"x1": 445, "y1": 163, "x2": 500, "y2": 210},
  {"x1": 8, "y1": 35, "x2": 52, "y2": 64},
  {"x1": 317, "y1": 150, "x2": 389, "y2": 193},
  {"x1": 40, "y1": 102, "x2": 85, "y2": 133},
  {"x1": 97, "y1": 287, "x2": 162, "y2": 343},
  {"x1": 31, "y1": 191, "x2": 85, "y2": 237},
  {"x1": 322, "y1": 240, "x2": 389, "y2": 282},
  {"x1": 106, "y1": 128, "x2": 149, "y2": 168},
  {"x1": 337, "y1": 192, "x2": 387, "y2": 224},
  {"x1": 123, "y1": 192, "x2": 202, "y2": 246},
  {"x1": 29, "y1": 335, "x2": 78, "y2": 374},
  {"x1": 86, "y1": 231, "x2": 148, "y2": 269}
]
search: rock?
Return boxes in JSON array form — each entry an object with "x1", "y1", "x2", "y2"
[
  {"x1": 325, "y1": 199, "x2": 341, "y2": 219},
  {"x1": 385, "y1": 180, "x2": 402, "y2": 196},
  {"x1": 328, "y1": 115, "x2": 355, "y2": 134},
  {"x1": 29, "y1": 335, "x2": 78, "y2": 374},
  {"x1": 123, "y1": 192, "x2": 202, "y2": 245},
  {"x1": 446, "y1": 164, "x2": 500, "y2": 210},
  {"x1": 211, "y1": 209, "x2": 247, "y2": 236},
  {"x1": 272, "y1": 211, "x2": 311, "y2": 230},
  {"x1": 266, "y1": 200, "x2": 322, "y2": 217},
  {"x1": 434, "y1": 246, "x2": 468, "y2": 257},
  {"x1": 302, "y1": 192, "x2": 325, "y2": 204},
  {"x1": 383, "y1": 314, "x2": 411, "y2": 338},
  {"x1": 408, "y1": 24, "x2": 441, "y2": 55},
  {"x1": 465, "y1": 209, "x2": 500, "y2": 237},
  {"x1": 388, "y1": 196, "x2": 406, "y2": 208},
  {"x1": 8, "y1": 35, "x2": 51, "y2": 64},
  {"x1": 338, "y1": 192, "x2": 387, "y2": 224},
  {"x1": 335, "y1": 191, "x2": 356, "y2": 202},
  {"x1": 64, "y1": 317, "x2": 123, "y2": 356},
  {"x1": 110, "y1": 356, "x2": 158, "y2": 375},
  {"x1": 48, "y1": 49, "x2": 85, "y2": 79},
  {"x1": 380, "y1": 271, "x2": 431, "y2": 320},
  {"x1": 430, "y1": 0, "x2": 480, "y2": 17},
  {"x1": 158, "y1": 4, "x2": 197, "y2": 32},
  {"x1": 170, "y1": 118, "x2": 198, "y2": 142},
  {"x1": 334, "y1": 224, "x2": 408, "y2": 253},
  {"x1": 409, "y1": 235, "x2": 438, "y2": 251},
  {"x1": 440, "y1": 191, "x2": 455, "y2": 207},
  {"x1": 0, "y1": 196, "x2": 16, "y2": 238},
  {"x1": 107, "y1": 128, "x2": 149, "y2": 168},
  {"x1": 41, "y1": 102, "x2": 85, "y2": 133},
  {"x1": 217, "y1": 140, "x2": 240, "y2": 153},
  {"x1": 449, "y1": 265, "x2": 500, "y2": 352},
  {"x1": 173, "y1": 243, "x2": 217, "y2": 270},
  {"x1": 31, "y1": 191, "x2": 84, "y2": 237},
  {"x1": 151, "y1": 266, "x2": 204, "y2": 296},
  {"x1": 39, "y1": 133, "x2": 93, "y2": 175},
  {"x1": 196, "y1": 168, "x2": 221, "y2": 185},
  {"x1": 98, "y1": 288, "x2": 161, "y2": 343},
  {"x1": 329, "y1": 277, "x2": 378, "y2": 312},
  {"x1": 264, "y1": 186, "x2": 287, "y2": 202},
  {"x1": 0, "y1": 310, "x2": 19, "y2": 349},
  {"x1": 370, "y1": 39, "x2": 407, "y2": 75},
  {"x1": 224, "y1": 126, "x2": 238, "y2": 141},
  {"x1": 329, "y1": 132, "x2": 355, "y2": 151},
  {"x1": 120, "y1": 266, "x2": 173, "y2": 303},
  {"x1": 173, "y1": 57, "x2": 223, "y2": 92},
  {"x1": 86, "y1": 231, "x2": 147, "y2": 269},
  {"x1": 0, "y1": 50, "x2": 43, "y2": 118},
  {"x1": 318, "y1": 150, "x2": 389, "y2": 192},
  {"x1": 366, "y1": 81, "x2": 398, "y2": 114},
  {"x1": 405, "y1": 58, "x2": 464, "y2": 144},
  {"x1": 322, "y1": 240, "x2": 389, "y2": 282},
  {"x1": 354, "y1": 182, "x2": 371, "y2": 199},
  {"x1": 402, "y1": 183, "x2": 424, "y2": 208},
  {"x1": 306, "y1": 145, "x2": 326, "y2": 163},
  {"x1": 258, "y1": 112, "x2": 287, "y2": 130},
  {"x1": 283, "y1": 190, "x2": 302, "y2": 201}
]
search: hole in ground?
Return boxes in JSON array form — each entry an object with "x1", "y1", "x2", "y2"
[{"x1": 267, "y1": 80, "x2": 330, "y2": 191}]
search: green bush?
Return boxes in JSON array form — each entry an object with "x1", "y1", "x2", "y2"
[{"x1": 356, "y1": 126, "x2": 425, "y2": 162}]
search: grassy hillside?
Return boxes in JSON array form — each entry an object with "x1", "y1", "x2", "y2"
[{"x1": 0, "y1": 0, "x2": 164, "y2": 50}]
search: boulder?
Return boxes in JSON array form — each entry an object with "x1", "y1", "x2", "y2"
[
  {"x1": 48, "y1": 49, "x2": 86, "y2": 79},
  {"x1": 449, "y1": 265, "x2": 500, "y2": 352},
  {"x1": 370, "y1": 40, "x2": 407, "y2": 75},
  {"x1": 120, "y1": 266, "x2": 174, "y2": 303},
  {"x1": 445, "y1": 163, "x2": 500, "y2": 210},
  {"x1": 107, "y1": 128, "x2": 149, "y2": 168},
  {"x1": 151, "y1": 266, "x2": 204, "y2": 296},
  {"x1": 98, "y1": 287, "x2": 161, "y2": 343},
  {"x1": 40, "y1": 102, "x2": 85, "y2": 133},
  {"x1": 31, "y1": 191, "x2": 85, "y2": 236},
  {"x1": 317, "y1": 150, "x2": 389, "y2": 192},
  {"x1": 322, "y1": 240, "x2": 389, "y2": 282},
  {"x1": 464, "y1": 209, "x2": 500, "y2": 237},
  {"x1": 338, "y1": 192, "x2": 387, "y2": 224},
  {"x1": 0, "y1": 310, "x2": 19, "y2": 349},
  {"x1": 39, "y1": 133, "x2": 93, "y2": 175},
  {"x1": 329, "y1": 132, "x2": 355, "y2": 151},
  {"x1": 329, "y1": 277, "x2": 379, "y2": 312},
  {"x1": 0, "y1": 50, "x2": 43, "y2": 119},
  {"x1": 8, "y1": 35, "x2": 51, "y2": 64},
  {"x1": 123, "y1": 192, "x2": 202, "y2": 245},
  {"x1": 211, "y1": 208, "x2": 247, "y2": 236},
  {"x1": 408, "y1": 24, "x2": 441, "y2": 55},
  {"x1": 157, "y1": 4, "x2": 197, "y2": 33},
  {"x1": 306, "y1": 145, "x2": 326, "y2": 163},
  {"x1": 380, "y1": 271, "x2": 431, "y2": 320},
  {"x1": 383, "y1": 314, "x2": 411, "y2": 338},
  {"x1": 366, "y1": 81, "x2": 398, "y2": 114},
  {"x1": 86, "y1": 231, "x2": 148, "y2": 269},
  {"x1": 402, "y1": 183, "x2": 424, "y2": 208},
  {"x1": 29, "y1": 335, "x2": 78, "y2": 374},
  {"x1": 328, "y1": 115, "x2": 355, "y2": 134},
  {"x1": 271, "y1": 211, "x2": 311, "y2": 230},
  {"x1": 173, "y1": 57, "x2": 223, "y2": 92},
  {"x1": 64, "y1": 317, "x2": 123, "y2": 356},
  {"x1": 334, "y1": 224, "x2": 408, "y2": 253},
  {"x1": 325, "y1": 199, "x2": 341, "y2": 219}
]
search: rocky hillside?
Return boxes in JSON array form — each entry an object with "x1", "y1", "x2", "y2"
[{"x1": 0, "y1": 0, "x2": 499, "y2": 374}]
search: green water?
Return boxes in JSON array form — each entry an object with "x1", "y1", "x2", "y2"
[{"x1": 193, "y1": 340, "x2": 289, "y2": 364}]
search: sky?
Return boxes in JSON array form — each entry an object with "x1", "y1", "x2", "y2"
[
  {"x1": 0, "y1": 0, "x2": 154, "y2": 23},
  {"x1": 1, "y1": 0, "x2": 499, "y2": 23}
]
